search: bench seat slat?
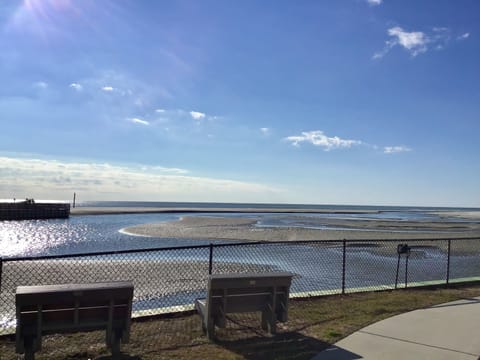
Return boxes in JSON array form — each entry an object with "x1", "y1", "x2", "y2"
[{"x1": 20, "y1": 304, "x2": 129, "y2": 315}]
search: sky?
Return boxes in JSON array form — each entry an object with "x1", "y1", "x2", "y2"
[{"x1": 0, "y1": 0, "x2": 479, "y2": 207}]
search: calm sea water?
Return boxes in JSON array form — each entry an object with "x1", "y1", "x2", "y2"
[
  {"x1": 0, "y1": 202, "x2": 478, "y2": 258},
  {"x1": 78, "y1": 200, "x2": 480, "y2": 212}
]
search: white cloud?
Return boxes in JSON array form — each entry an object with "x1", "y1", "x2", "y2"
[
  {"x1": 102, "y1": 86, "x2": 114, "y2": 92},
  {"x1": 155, "y1": 109, "x2": 166, "y2": 113},
  {"x1": 367, "y1": 0, "x2": 382, "y2": 6},
  {"x1": 33, "y1": 81, "x2": 48, "y2": 89},
  {"x1": 190, "y1": 111, "x2": 206, "y2": 120},
  {"x1": 389, "y1": 27, "x2": 427, "y2": 53},
  {"x1": 0, "y1": 156, "x2": 279, "y2": 202},
  {"x1": 141, "y1": 165, "x2": 188, "y2": 174},
  {"x1": 285, "y1": 131, "x2": 362, "y2": 151},
  {"x1": 384, "y1": 146, "x2": 412, "y2": 154},
  {"x1": 134, "y1": 98, "x2": 145, "y2": 107},
  {"x1": 457, "y1": 32, "x2": 470, "y2": 40},
  {"x1": 374, "y1": 26, "x2": 453, "y2": 59},
  {"x1": 260, "y1": 127, "x2": 270, "y2": 135},
  {"x1": 128, "y1": 117, "x2": 150, "y2": 126},
  {"x1": 69, "y1": 83, "x2": 83, "y2": 91}
]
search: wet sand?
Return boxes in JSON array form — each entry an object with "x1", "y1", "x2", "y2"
[
  {"x1": 432, "y1": 211, "x2": 480, "y2": 220},
  {"x1": 124, "y1": 215, "x2": 480, "y2": 241}
]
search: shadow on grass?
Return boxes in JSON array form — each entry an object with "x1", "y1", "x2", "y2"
[{"x1": 216, "y1": 331, "x2": 335, "y2": 360}]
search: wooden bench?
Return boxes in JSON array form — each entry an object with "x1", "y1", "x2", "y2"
[
  {"x1": 15, "y1": 281, "x2": 134, "y2": 360},
  {"x1": 195, "y1": 272, "x2": 293, "y2": 340}
]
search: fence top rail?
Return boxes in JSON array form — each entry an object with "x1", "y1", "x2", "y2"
[{"x1": 1, "y1": 237, "x2": 479, "y2": 263}]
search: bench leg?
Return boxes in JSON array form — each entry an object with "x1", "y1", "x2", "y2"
[
  {"x1": 24, "y1": 336, "x2": 36, "y2": 360},
  {"x1": 25, "y1": 349, "x2": 35, "y2": 360},
  {"x1": 206, "y1": 316, "x2": 215, "y2": 341},
  {"x1": 261, "y1": 309, "x2": 276, "y2": 335},
  {"x1": 199, "y1": 315, "x2": 215, "y2": 340},
  {"x1": 109, "y1": 329, "x2": 122, "y2": 360}
]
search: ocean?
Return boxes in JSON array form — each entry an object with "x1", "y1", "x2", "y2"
[{"x1": 77, "y1": 200, "x2": 480, "y2": 212}]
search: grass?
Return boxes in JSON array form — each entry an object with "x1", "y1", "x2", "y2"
[{"x1": 2, "y1": 284, "x2": 480, "y2": 359}]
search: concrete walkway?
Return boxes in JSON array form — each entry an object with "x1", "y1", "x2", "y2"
[{"x1": 313, "y1": 297, "x2": 480, "y2": 360}]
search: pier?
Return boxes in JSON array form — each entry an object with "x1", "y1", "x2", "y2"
[{"x1": 0, "y1": 200, "x2": 70, "y2": 220}]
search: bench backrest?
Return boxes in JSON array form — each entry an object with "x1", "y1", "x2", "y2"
[
  {"x1": 207, "y1": 272, "x2": 293, "y2": 316},
  {"x1": 16, "y1": 281, "x2": 133, "y2": 352}
]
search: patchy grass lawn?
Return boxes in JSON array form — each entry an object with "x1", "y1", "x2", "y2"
[{"x1": 2, "y1": 284, "x2": 480, "y2": 359}]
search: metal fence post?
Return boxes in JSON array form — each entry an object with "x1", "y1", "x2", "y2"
[
  {"x1": 395, "y1": 253, "x2": 401, "y2": 290},
  {"x1": 208, "y1": 243, "x2": 213, "y2": 275},
  {"x1": 405, "y1": 254, "x2": 409, "y2": 288},
  {"x1": 0, "y1": 257, "x2": 3, "y2": 292},
  {"x1": 342, "y1": 240, "x2": 346, "y2": 294},
  {"x1": 446, "y1": 239, "x2": 451, "y2": 286}
]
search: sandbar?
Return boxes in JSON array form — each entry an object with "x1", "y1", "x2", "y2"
[
  {"x1": 431, "y1": 211, "x2": 480, "y2": 220},
  {"x1": 123, "y1": 215, "x2": 480, "y2": 242}
]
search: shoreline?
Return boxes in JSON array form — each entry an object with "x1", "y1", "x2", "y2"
[
  {"x1": 71, "y1": 207, "x2": 480, "y2": 220},
  {"x1": 70, "y1": 206, "x2": 381, "y2": 216}
]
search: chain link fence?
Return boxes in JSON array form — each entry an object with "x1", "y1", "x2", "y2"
[{"x1": 1, "y1": 237, "x2": 479, "y2": 358}]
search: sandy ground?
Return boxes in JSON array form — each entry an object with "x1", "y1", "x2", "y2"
[
  {"x1": 432, "y1": 211, "x2": 480, "y2": 220},
  {"x1": 123, "y1": 215, "x2": 480, "y2": 241}
]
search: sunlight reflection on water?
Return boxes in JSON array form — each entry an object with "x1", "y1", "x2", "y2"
[
  {"x1": 0, "y1": 213, "x2": 184, "y2": 257},
  {"x1": 0, "y1": 219, "x2": 87, "y2": 257}
]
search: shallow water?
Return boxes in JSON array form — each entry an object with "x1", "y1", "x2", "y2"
[{"x1": 0, "y1": 213, "x2": 196, "y2": 257}]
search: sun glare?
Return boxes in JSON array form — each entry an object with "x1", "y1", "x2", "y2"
[
  {"x1": 7, "y1": 0, "x2": 80, "y2": 38},
  {"x1": 24, "y1": 0, "x2": 74, "y2": 13}
]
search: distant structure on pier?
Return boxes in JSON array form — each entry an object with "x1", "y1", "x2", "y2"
[{"x1": 0, "y1": 199, "x2": 70, "y2": 220}]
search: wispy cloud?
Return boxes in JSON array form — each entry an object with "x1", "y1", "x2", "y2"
[
  {"x1": 374, "y1": 27, "x2": 428, "y2": 58},
  {"x1": 0, "y1": 156, "x2": 279, "y2": 202},
  {"x1": 260, "y1": 127, "x2": 270, "y2": 135},
  {"x1": 101, "y1": 86, "x2": 114, "y2": 92},
  {"x1": 285, "y1": 130, "x2": 412, "y2": 154},
  {"x1": 190, "y1": 111, "x2": 206, "y2": 120},
  {"x1": 373, "y1": 26, "x2": 455, "y2": 59},
  {"x1": 285, "y1": 131, "x2": 362, "y2": 151},
  {"x1": 367, "y1": 0, "x2": 382, "y2": 6},
  {"x1": 33, "y1": 81, "x2": 48, "y2": 89},
  {"x1": 69, "y1": 83, "x2": 83, "y2": 91},
  {"x1": 457, "y1": 32, "x2": 470, "y2": 40},
  {"x1": 384, "y1": 146, "x2": 412, "y2": 154},
  {"x1": 142, "y1": 165, "x2": 189, "y2": 175},
  {"x1": 128, "y1": 117, "x2": 150, "y2": 126},
  {"x1": 155, "y1": 109, "x2": 166, "y2": 113}
]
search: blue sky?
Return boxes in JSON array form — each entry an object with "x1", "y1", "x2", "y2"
[{"x1": 0, "y1": 0, "x2": 479, "y2": 206}]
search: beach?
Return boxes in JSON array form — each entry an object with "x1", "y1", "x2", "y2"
[
  {"x1": 433, "y1": 211, "x2": 480, "y2": 220},
  {"x1": 123, "y1": 215, "x2": 480, "y2": 242}
]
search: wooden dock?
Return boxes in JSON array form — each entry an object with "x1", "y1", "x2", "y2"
[{"x1": 0, "y1": 201, "x2": 70, "y2": 220}]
